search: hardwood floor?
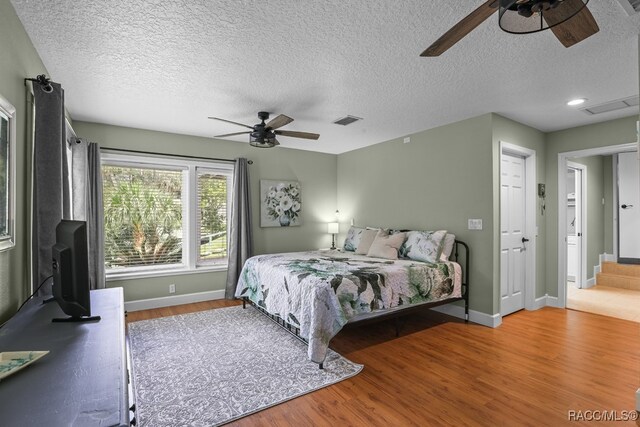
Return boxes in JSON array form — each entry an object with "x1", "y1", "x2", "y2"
[{"x1": 127, "y1": 302, "x2": 640, "y2": 426}]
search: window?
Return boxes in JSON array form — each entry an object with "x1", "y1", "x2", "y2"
[
  {"x1": 0, "y1": 94, "x2": 16, "y2": 252},
  {"x1": 101, "y1": 152, "x2": 233, "y2": 279}
]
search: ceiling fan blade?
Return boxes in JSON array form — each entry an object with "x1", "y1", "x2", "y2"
[
  {"x1": 214, "y1": 131, "x2": 251, "y2": 138},
  {"x1": 273, "y1": 138, "x2": 280, "y2": 146},
  {"x1": 421, "y1": 0, "x2": 499, "y2": 57},
  {"x1": 545, "y1": 2, "x2": 599, "y2": 48},
  {"x1": 208, "y1": 116, "x2": 254, "y2": 130},
  {"x1": 266, "y1": 114, "x2": 294, "y2": 130},
  {"x1": 274, "y1": 130, "x2": 320, "y2": 140}
]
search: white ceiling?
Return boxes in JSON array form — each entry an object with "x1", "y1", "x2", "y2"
[{"x1": 10, "y1": 0, "x2": 640, "y2": 154}]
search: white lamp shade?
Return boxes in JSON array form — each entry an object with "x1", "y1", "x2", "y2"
[{"x1": 328, "y1": 222, "x2": 339, "y2": 234}]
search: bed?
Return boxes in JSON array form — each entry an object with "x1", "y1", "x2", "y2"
[{"x1": 235, "y1": 239, "x2": 469, "y2": 367}]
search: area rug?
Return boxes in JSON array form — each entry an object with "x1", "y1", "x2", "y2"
[{"x1": 127, "y1": 305, "x2": 363, "y2": 426}]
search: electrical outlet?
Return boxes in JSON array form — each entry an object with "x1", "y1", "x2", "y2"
[
  {"x1": 468, "y1": 219, "x2": 483, "y2": 230},
  {"x1": 403, "y1": 137, "x2": 411, "y2": 144},
  {"x1": 169, "y1": 284, "x2": 176, "y2": 294}
]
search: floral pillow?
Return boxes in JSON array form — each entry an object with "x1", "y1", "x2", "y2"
[
  {"x1": 343, "y1": 226, "x2": 365, "y2": 251},
  {"x1": 400, "y1": 230, "x2": 448, "y2": 263}
]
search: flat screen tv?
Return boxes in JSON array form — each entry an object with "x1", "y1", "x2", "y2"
[{"x1": 51, "y1": 220, "x2": 100, "y2": 322}]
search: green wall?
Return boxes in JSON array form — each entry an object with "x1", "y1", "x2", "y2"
[
  {"x1": 544, "y1": 115, "x2": 638, "y2": 297},
  {"x1": 74, "y1": 121, "x2": 337, "y2": 301},
  {"x1": 337, "y1": 114, "x2": 497, "y2": 314},
  {"x1": 0, "y1": 0, "x2": 49, "y2": 323}
]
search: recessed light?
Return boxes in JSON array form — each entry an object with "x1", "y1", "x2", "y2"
[{"x1": 567, "y1": 98, "x2": 587, "y2": 106}]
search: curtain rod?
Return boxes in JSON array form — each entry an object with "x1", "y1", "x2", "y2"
[{"x1": 100, "y1": 147, "x2": 253, "y2": 164}]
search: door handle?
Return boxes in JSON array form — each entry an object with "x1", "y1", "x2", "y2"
[
  {"x1": 621, "y1": 204, "x2": 633, "y2": 209},
  {"x1": 522, "y1": 237, "x2": 530, "y2": 243}
]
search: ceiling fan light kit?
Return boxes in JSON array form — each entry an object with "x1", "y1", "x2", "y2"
[
  {"x1": 499, "y1": 0, "x2": 589, "y2": 34},
  {"x1": 210, "y1": 111, "x2": 319, "y2": 148},
  {"x1": 421, "y1": 0, "x2": 598, "y2": 56}
]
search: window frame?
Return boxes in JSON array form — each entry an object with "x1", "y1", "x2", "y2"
[
  {"x1": 101, "y1": 151, "x2": 233, "y2": 281},
  {"x1": 0, "y1": 94, "x2": 16, "y2": 252}
]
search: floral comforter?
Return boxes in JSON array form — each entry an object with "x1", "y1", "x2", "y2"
[{"x1": 235, "y1": 251, "x2": 462, "y2": 363}]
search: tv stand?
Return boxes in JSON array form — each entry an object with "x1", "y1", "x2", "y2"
[
  {"x1": 0, "y1": 288, "x2": 131, "y2": 426},
  {"x1": 52, "y1": 315, "x2": 102, "y2": 323}
]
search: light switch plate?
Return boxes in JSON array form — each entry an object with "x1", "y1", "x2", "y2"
[{"x1": 468, "y1": 219, "x2": 483, "y2": 230}]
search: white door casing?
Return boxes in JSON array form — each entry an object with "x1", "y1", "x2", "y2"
[
  {"x1": 501, "y1": 151, "x2": 526, "y2": 315},
  {"x1": 618, "y1": 151, "x2": 640, "y2": 262},
  {"x1": 557, "y1": 142, "x2": 637, "y2": 308}
]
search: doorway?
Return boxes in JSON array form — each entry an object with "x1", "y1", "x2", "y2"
[
  {"x1": 557, "y1": 142, "x2": 639, "y2": 320},
  {"x1": 566, "y1": 162, "x2": 586, "y2": 289},
  {"x1": 500, "y1": 142, "x2": 536, "y2": 316},
  {"x1": 617, "y1": 151, "x2": 640, "y2": 264}
]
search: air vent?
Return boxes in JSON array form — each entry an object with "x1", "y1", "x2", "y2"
[
  {"x1": 333, "y1": 115, "x2": 362, "y2": 126},
  {"x1": 616, "y1": 0, "x2": 640, "y2": 15},
  {"x1": 580, "y1": 96, "x2": 639, "y2": 115}
]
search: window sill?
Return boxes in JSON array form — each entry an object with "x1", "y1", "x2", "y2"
[{"x1": 106, "y1": 264, "x2": 228, "y2": 282}]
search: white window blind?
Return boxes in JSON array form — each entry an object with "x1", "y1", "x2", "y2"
[
  {"x1": 196, "y1": 169, "x2": 228, "y2": 265},
  {"x1": 102, "y1": 165, "x2": 185, "y2": 270},
  {"x1": 101, "y1": 152, "x2": 234, "y2": 280}
]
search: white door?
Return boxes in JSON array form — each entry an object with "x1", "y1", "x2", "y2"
[
  {"x1": 618, "y1": 152, "x2": 640, "y2": 262},
  {"x1": 500, "y1": 152, "x2": 527, "y2": 316},
  {"x1": 566, "y1": 165, "x2": 584, "y2": 287}
]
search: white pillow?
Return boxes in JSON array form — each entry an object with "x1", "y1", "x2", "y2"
[
  {"x1": 440, "y1": 233, "x2": 456, "y2": 261},
  {"x1": 343, "y1": 226, "x2": 365, "y2": 252},
  {"x1": 355, "y1": 229, "x2": 379, "y2": 255},
  {"x1": 367, "y1": 230, "x2": 406, "y2": 260},
  {"x1": 401, "y1": 230, "x2": 447, "y2": 263}
]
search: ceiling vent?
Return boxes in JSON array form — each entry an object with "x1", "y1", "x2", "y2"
[
  {"x1": 333, "y1": 115, "x2": 362, "y2": 126},
  {"x1": 616, "y1": 0, "x2": 640, "y2": 15},
  {"x1": 580, "y1": 95, "x2": 639, "y2": 115}
]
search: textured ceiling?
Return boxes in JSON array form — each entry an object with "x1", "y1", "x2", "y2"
[{"x1": 10, "y1": 0, "x2": 640, "y2": 154}]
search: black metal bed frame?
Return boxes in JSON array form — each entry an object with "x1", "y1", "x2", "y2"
[{"x1": 243, "y1": 240, "x2": 470, "y2": 369}]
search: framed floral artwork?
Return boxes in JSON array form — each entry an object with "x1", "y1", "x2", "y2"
[{"x1": 260, "y1": 180, "x2": 302, "y2": 227}]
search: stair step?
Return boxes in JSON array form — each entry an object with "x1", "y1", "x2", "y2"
[
  {"x1": 601, "y1": 261, "x2": 640, "y2": 278},
  {"x1": 596, "y1": 272, "x2": 640, "y2": 291}
]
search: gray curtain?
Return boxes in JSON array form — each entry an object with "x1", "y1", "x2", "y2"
[
  {"x1": 225, "y1": 158, "x2": 253, "y2": 298},
  {"x1": 32, "y1": 82, "x2": 65, "y2": 294},
  {"x1": 68, "y1": 140, "x2": 105, "y2": 290}
]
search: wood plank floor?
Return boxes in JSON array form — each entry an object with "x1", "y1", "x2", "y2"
[{"x1": 127, "y1": 302, "x2": 640, "y2": 426}]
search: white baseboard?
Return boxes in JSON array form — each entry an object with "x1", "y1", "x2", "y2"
[
  {"x1": 533, "y1": 296, "x2": 548, "y2": 310},
  {"x1": 636, "y1": 388, "x2": 640, "y2": 411},
  {"x1": 543, "y1": 295, "x2": 564, "y2": 308},
  {"x1": 583, "y1": 277, "x2": 596, "y2": 289},
  {"x1": 124, "y1": 290, "x2": 225, "y2": 312},
  {"x1": 602, "y1": 253, "x2": 615, "y2": 262},
  {"x1": 430, "y1": 303, "x2": 502, "y2": 328},
  {"x1": 533, "y1": 295, "x2": 561, "y2": 309}
]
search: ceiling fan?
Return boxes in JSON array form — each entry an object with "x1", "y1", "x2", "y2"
[
  {"x1": 209, "y1": 111, "x2": 320, "y2": 148},
  {"x1": 421, "y1": 0, "x2": 599, "y2": 57}
]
